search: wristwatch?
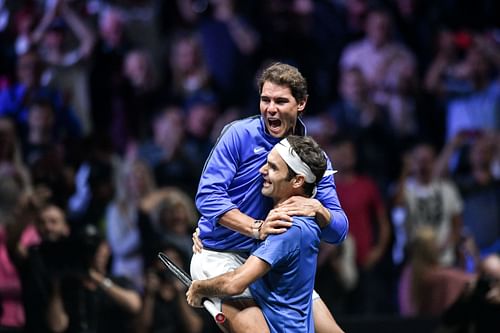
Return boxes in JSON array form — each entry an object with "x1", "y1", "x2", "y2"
[{"x1": 252, "y1": 220, "x2": 264, "y2": 239}]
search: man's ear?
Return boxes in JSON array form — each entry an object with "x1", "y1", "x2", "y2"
[
  {"x1": 297, "y1": 96, "x2": 308, "y2": 113},
  {"x1": 292, "y1": 175, "x2": 305, "y2": 189}
]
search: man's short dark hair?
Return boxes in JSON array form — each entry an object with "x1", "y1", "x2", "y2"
[
  {"x1": 285, "y1": 135, "x2": 327, "y2": 197},
  {"x1": 257, "y1": 62, "x2": 308, "y2": 103}
]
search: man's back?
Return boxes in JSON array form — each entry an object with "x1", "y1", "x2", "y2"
[{"x1": 250, "y1": 216, "x2": 321, "y2": 333}]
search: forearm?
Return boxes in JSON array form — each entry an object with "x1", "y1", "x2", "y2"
[
  {"x1": 99, "y1": 279, "x2": 142, "y2": 314},
  {"x1": 46, "y1": 286, "x2": 69, "y2": 333},
  {"x1": 138, "y1": 292, "x2": 156, "y2": 330},
  {"x1": 218, "y1": 209, "x2": 256, "y2": 238},
  {"x1": 62, "y1": 5, "x2": 95, "y2": 57},
  {"x1": 194, "y1": 270, "x2": 242, "y2": 298}
]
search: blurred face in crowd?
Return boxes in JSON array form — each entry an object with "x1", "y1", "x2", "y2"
[
  {"x1": 327, "y1": 141, "x2": 357, "y2": 173},
  {"x1": 16, "y1": 52, "x2": 41, "y2": 88},
  {"x1": 127, "y1": 161, "x2": 153, "y2": 199},
  {"x1": 124, "y1": 51, "x2": 150, "y2": 88},
  {"x1": 99, "y1": 8, "x2": 124, "y2": 47},
  {"x1": 159, "y1": 203, "x2": 189, "y2": 235},
  {"x1": 28, "y1": 103, "x2": 54, "y2": 133},
  {"x1": 260, "y1": 81, "x2": 306, "y2": 138},
  {"x1": 186, "y1": 103, "x2": 218, "y2": 139},
  {"x1": 469, "y1": 135, "x2": 494, "y2": 170},
  {"x1": 346, "y1": 0, "x2": 368, "y2": 17},
  {"x1": 465, "y1": 46, "x2": 490, "y2": 81},
  {"x1": 437, "y1": 29, "x2": 457, "y2": 56},
  {"x1": 153, "y1": 107, "x2": 184, "y2": 147},
  {"x1": 43, "y1": 29, "x2": 65, "y2": 52},
  {"x1": 39, "y1": 205, "x2": 69, "y2": 242},
  {"x1": 340, "y1": 68, "x2": 367, "y2": 103},
  {"x1": 171, "y1": 37, "x2": 199, "y2": 74},
  {"x1": 92, "y1": 241, "x2": 111, "y2": 273},
  {"x1": 411, "y1": 144, "x2": 435, "y2": 183},
  {"x1": 366, "y1": 11, "x2": 391, "y2": 47}
]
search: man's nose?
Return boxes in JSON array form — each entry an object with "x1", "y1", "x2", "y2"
[{"x1": 267, "y1": 101, "x2": 278, "y2": 112}]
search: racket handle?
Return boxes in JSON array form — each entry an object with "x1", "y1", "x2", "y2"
[{"x1": 202, "y1": 299, "x2": 226, "y2": 324}]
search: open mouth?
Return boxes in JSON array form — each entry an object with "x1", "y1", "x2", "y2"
[{"x1": 267, "y1": 118, "x2": 282, "y2": 134}]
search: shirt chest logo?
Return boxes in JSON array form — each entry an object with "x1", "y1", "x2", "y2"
[{"x1": 253, "y1": 146, "x2": 265, "y2": 154}]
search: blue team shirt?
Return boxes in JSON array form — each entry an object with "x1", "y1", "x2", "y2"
[
  {"x1": 250, "y1": 216, "x2": 320, "y2": 333},
  {"x1": 196, "y1": 115, "x2": 348, "y2": 251}
]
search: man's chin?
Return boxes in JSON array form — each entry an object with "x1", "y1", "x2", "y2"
[{"x1": 266, "y1": 126, "x2": 285, "y2": 138}]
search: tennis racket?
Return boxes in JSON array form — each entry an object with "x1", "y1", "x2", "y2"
[{"x1": 157, "y1": 252, "x2": 226, "y2": 324}]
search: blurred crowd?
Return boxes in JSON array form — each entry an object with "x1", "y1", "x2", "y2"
[{"x1": 0, "y1": 0, "x2": 500, "y2": 332}]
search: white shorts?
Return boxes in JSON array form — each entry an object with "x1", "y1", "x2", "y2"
[{"x1": 190, "y1": 249, "x2": 321, "y2": 310}]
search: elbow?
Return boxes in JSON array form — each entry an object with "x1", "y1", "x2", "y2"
[
  {"x1": 225, "y1": 275, "x2": 248, "y2": 296},
  {"x1": 226, "y1": 283, "x2": 246, "y2": 296},
  {"x1": 128, "y1": 295, "x2": 143, "y2": 315}
]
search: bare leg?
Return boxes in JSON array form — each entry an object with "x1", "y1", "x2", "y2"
[
  {"x1": 313, "y1": 298, "x2": 345, "y2": 333},
  {"x1": 219, "y1": 299, "x2": 270, "y2": 333}
]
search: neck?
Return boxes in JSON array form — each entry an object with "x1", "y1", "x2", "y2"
[{"x1": 273, "y1": 191, "x2": 306, "y2": 207}]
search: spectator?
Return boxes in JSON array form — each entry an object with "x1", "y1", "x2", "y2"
[
  {"x1": 325, "y1": 67, "x2": 396, "y2": 190},
  {"x1": 0, "y1": 176, "x2": 41, "y2": 333},
  {"x1": 140, "y1": 187, "x2": 198, "y2": 261},
  {"x1": 326, "y1": 137, "x2": 392, "y2": 315},
  {"x1": 105, "y1": 159, "x2": 156, "y2": 292},
  {"x1": 315, "y1": 235, "x2": 358, "y2": 316},
  {"x1": 138, "y1": 244, "x2": 205, "y2": 333},
  {"x1": 435, "y1": 132, "x2": 500, "y2": 258},
  {"x1": 394, "y1": 142, "x2": 464, "y2": 266},
  {"x1": 45, "y1": 225, "x2": 142, "y2": 333},
  {"x1": 19, "y1": 202, "x2": 70, "y2": 333},
  {"x1": 135, "y1": 106, "x2": 199, "y2": 197},
  {"x1": 435, "y1": 253, "x2": 500, "y2": 333},
  {"x1": 122, "y1": 49, "x2": 164, "y2": 141},
  {"x1": 30, "y1": 0, "x2": 95, "y2": 135},
  {"x1": 398, "y1": 226, "x2": 475, "y2": 317},
  {"x1": 164, "y1": 31, "x2": 212, "y2": 105},
  {"x1": 0, "y1": 49, "x2": 82, "y2": 139},
  {"x1": 339, "y1": 7, "x2": 417, "y2": 98},
  {"x1": 195, "y1": 0, "x2": 259, "y2": 107},
  {"x1": 88, "y1": 5, "x2": 131, "y2": 152},
  {"x1": 426, "y1": 31, "x2": 500, "y2": 143},
  {"x1": 0, "y1": 116, "x2": 31, "y2": 191}
]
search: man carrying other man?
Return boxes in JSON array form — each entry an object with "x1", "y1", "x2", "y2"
[
  {"x1": 188, "y1": 135, "x2": 332, "y2": 332},
  {"x1": 190, "y1": 62, "x2": 349, "y2": 333}
]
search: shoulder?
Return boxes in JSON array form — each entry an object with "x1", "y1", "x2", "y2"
[
  {"x1": 216, "y1": 116, "x2": 261, "y2": 142},
  {"x1": 291, "y1": 216, "x2": 321, "y2": 235}
]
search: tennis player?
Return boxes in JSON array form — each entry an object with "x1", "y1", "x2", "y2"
[
  {"x1": 190, "y1": 62, "x2": 348, "y2": 333},
  {"x1": 188, "y1": 135, "x2": 331, "y2": 332}
]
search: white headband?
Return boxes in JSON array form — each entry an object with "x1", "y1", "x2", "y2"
[
  {"x1": 274, "y1": 138, "x2": 338, "y2": 187},
  {"x1": 275, "y1": 138, "x2": 317, "y2": 183}
]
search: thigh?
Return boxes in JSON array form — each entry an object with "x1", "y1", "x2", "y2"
[
  {"x1": 190, "y1": 250, "x2": 253, "y2": 314},
  {"x1": 221, "y1": 299, "x2": 269, "y2": 333},
  {"x1": 313, "y1": 296, "x2": 345, "y2": 333}
]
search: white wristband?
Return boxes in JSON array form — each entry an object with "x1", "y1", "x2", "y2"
[{"x1": 101, "y1": 277, "x2": 114, "y2": 289}]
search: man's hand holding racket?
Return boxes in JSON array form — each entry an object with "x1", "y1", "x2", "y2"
[{"x1": 186, "y1": 280, "x2": 203, "y2": 307}]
